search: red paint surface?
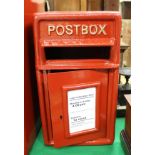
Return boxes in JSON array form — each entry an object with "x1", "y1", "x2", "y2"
[
  {"x1": 24, "y1": 0, "x2": 43, "y2": 154},
  {"x1": 33, "y1": 12, "x2": 121, "y2": 148}
]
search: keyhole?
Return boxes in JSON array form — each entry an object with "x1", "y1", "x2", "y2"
[{"x1": 60, "y1": 115, "x2": 63, "y2": 120}]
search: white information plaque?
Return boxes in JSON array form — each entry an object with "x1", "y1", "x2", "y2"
[{"x1": 67, "y1": 87, "x2": 96, "y2": 134}]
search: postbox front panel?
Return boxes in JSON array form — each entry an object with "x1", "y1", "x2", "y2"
[
  {"x1": 48, "y1": 70, "x2": 108, "y2": 148},
  {"x1": 34, "y1": 12, "x2": 121, "y2": 147}
]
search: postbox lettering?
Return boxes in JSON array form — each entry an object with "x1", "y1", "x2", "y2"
[
  {"x1": 48, "y1": 25, "x2": 55, "y2": 35},
  {"x1": 56, "y1": 25, "x2": 65, "y2": 36},
  {"x1": 48, "y1": 24, "x2": 107, "y2": 36},
  {"x1": 98, "y1": 25, "x2": 107, "y2": 35},
  {"x1": 74, "y1": 24, "x2": 80, "y2": 35},
  {"x1": 82, "y1": 25, "x2": 88, "y2": 35},
  {"x1": 89, "y1": 25, "x2": 98, "y2": 35},
  {"x1": 66, "y1": 25, "x2": 73, "y2": 35}
]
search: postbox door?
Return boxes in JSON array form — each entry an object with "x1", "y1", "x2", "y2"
[{"x1": 47, "y1": 70, "x2": 108, "y2": 148}]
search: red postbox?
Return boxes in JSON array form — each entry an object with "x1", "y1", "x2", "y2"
[{"x1": 33, "y1": 11, "x2": 121, "y2": 148}]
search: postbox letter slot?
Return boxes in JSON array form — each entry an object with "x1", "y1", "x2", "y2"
[{"x1": 44, "y1": 46, "x2": 110, "y2": 60}]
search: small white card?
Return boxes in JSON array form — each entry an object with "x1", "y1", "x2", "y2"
[{"x1": 67, "y1": 87, "x2": 96, "y2": 134}]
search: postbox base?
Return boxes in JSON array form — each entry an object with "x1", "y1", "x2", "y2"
[{"x1": 47, "y1": 138, "x2": 114, "y2": 146}]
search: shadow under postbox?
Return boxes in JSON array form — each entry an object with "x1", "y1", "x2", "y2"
[{"x1": 33, "y1": 12, "x2": 121, "y2": 148}]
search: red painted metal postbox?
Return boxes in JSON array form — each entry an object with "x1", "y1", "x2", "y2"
[{"x1": 33, "y1": 11, "x2": 121, "y2": 148}]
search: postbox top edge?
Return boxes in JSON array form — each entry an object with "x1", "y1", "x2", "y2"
[{"x1": 33, "y1": 11, "x2": 121, "y2": 22}]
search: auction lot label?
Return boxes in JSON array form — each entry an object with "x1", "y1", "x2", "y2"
[{"x1": 67, "y1": 87, "x2": 96, "y2": 134}]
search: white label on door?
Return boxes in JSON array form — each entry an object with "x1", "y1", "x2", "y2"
[{"x1": 67, "y1": 87, "x2": 96, "y2": 134}]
